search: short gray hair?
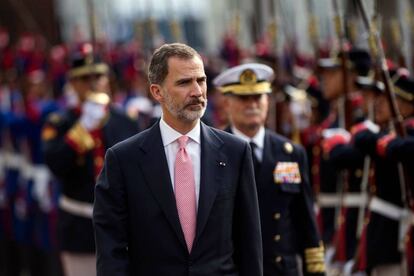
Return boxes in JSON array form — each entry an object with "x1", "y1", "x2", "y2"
[{"x1": 148, "y1": 43, "x2": 200, "y2": 84}]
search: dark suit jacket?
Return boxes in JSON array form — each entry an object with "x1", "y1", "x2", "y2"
[
  {"x1": 93, "y1": 121, "x2": 263, "y2": 276},
  {"x1": 227, "y1": 128, "x2": 324, "y2": 276}
]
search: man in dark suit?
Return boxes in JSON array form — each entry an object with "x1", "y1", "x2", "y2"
[
  {"x1": 93, "y1": 43, "x2": 263, "y2": 276},
  {"x1": 214, "y1": 63, "x2": 325, "y2": 276}
]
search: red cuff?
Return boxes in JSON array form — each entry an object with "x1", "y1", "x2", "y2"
[
  {"x1": 322, "y1": 135, "x2": 348, "y2": 155},
  {"x1": 351, "y1": 122, "x2": 368, "y2": 136},
  {"x1": 376, "y1": 133, "x2": 396, "y2": 157}
]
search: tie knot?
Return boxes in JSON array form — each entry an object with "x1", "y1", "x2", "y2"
[
  {"x1": 249, "y1": 141, "x2": 257, "y2": 149},
  {"x1": 178, "y1": 135, "x2": 189, "y2": 149}
]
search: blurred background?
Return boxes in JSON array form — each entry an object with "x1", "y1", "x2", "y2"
[{"x1": 1, "y1": 0, "x2": 414, "y2": 275}]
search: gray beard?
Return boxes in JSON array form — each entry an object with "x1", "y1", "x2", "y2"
[{"x1": 163, "y1": 91, "x2": 207, "y2": 122}]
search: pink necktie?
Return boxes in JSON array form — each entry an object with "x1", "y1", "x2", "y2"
[{"x1": 175, "y1": 135, "x2": 197, "y2": 252}]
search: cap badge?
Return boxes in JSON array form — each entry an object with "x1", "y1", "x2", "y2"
[{"x1": 239, "y1": 69, "x2": 257, "y2": 85}]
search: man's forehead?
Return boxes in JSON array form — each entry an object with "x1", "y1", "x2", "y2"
[
  {"x1": 169, "y1": 54, "x2": 202, "y2": 64},
  {"x1": 167, "y1": 56, "x2": 205, "y2": 76}
]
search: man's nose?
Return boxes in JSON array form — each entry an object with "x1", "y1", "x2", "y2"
[
  {"x1": 88, "y1": 80, "x2": 97, "y2": 91},
  {"x1": 191, "y1": 82, "x2": 203, "y2": 97},
  {"x1": 246, "y1": 96, "x2": 260, "y2": 106}
]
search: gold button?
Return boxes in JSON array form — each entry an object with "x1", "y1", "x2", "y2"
[
  {"x1": 284, "y1": 142, "x2": 293, "y2": 154},
  {"x1": 355, "y1": 169, "x2": 363, "y2": 178},
  {"x1": 273, "y1": 213, "x2": 281, "y2": 220},
  {"x1": 275, "y1": 256, "x2": 282, "y2": 263},
  {"x1": 273, "y1": 234, "x2": 281, "y2": 242}
]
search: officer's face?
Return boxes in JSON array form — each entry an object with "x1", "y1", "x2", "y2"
[
  {"x1": 226, "y1": 94, "x2": 268, "y2": 131},
  {"x1": 361, "y1": 90, "x2": 376, "y2": 116},
  {"x1": 70, "y1": 74, "x2": 108, "y2": 102},
  {"x1": 374, "y1": 94, "x2": 391, "y2": 125},
  {"x1": 321, "y1": 68, "x2": 343, "y2": 100},
  {"x1": 151, "y1": 56, "x2": 207, "y2": 125}
]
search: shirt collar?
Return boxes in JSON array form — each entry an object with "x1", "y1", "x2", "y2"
[
  {"x1": 231, "y1": 126, "x2": 265, "y2": 149},
  {"x1": 160, "y1": 117, "x2": 201, "y2": 146}
]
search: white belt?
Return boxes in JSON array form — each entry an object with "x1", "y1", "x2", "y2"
[
  {"x1": 32, "y1": 165, "x2": 53, "y2": 212},
  {"x1": 59, "y1": 195, "x2": 93, "y2": 219},
  {"x1": 318, "y1": 193, "x2": 368, "y2": 208},
  {"x1": 369, "y1": 197, "x2": 411, "y2": 222},
  {"x1": 369, "y1": 196, "x2": 414, "y2": 251}
]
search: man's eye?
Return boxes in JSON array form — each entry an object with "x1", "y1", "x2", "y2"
[{"x1": 177, "y1": 80, "x2": 189, "y2": 86}]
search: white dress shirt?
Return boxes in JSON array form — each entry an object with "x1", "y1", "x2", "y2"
[
  {"x1": 159, "y1": 118, "x2": 201, "y2": 206},
  {"x1": 231, "y1": 126, "x2": 265, "y2": 162}
]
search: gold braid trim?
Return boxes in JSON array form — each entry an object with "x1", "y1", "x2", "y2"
[
  {"x1": 66, "y1": 122, "x2": 95, "y2": 154},
  {"x1": 394, "y1": 86, "x2": 414, "y2": 102},
  {"x1": 305, "y1": 256, "x2": 325, "y2": 264},
  {"x1": 305, "y1": 244, "x2": 325, "y2": 273},
  {"x1": 306, "y1": 263, "x2": 326, "y2": 273},
  {"x1": 305, "y1": 246, "x2": 324, "y2": 255}
]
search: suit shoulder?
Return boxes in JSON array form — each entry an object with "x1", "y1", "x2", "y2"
[
  {"x1": 109, "y1": 126, "x2": 150, "y2": 153},
  {"x1": 209, "y1": 127, "x2": 248, "y2": 147}
]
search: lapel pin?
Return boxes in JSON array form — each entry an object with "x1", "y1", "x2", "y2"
[{"x1": 219, "y1": 161, "x2": 226, "y2": 167}]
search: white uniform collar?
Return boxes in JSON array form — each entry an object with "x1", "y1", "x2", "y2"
[{"x1": 231, "y1": 125, "x2": 265, "y2": 149}]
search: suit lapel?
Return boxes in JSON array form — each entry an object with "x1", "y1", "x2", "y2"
[
  {"x1": 194, "y1": 123, "x2": 225, "y2": 244},
  {"x1": 137, "y1": 122, "x2": 187, "y2": 249}
]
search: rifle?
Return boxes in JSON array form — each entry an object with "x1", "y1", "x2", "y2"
[
  {"x1": 307, "y1": 0, "x2": 320, "y2": 65},
  {"x1": 330, "y1": 0, "x2": 353, "y2": 264},
  {"x1": 333, "y1": 0, "x2": 352, "y2": 131},
  {"x1": 167, "y1": 0, "x2": 185, "y2": 43},
  {"x1": 355, "y1": 1, "x2": 412, "y2": 275},
  {"x1": 355, "y1": 0, "x2": 407, "y2": 138},
  {"x1": 390, "y1": 18, "x2": 407, "y2": 68},
  {"x1": 85, "y1": 0, "x2": 98, "y2": 93}
]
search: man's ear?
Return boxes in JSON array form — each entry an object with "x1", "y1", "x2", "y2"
[{"x1": 150, "y1": 84, "x2": 163, "y2": 103}]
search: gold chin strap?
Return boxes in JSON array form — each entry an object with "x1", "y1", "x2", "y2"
[
  {"x1": 394, "y1": 86, "x2": 414, "y2": 102},
  {"x1": 219, "y1": 82, "x2": 272, "y2": 95}
]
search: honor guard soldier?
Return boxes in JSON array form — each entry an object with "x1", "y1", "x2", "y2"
[
  {"x1": 214, "y1": 63, "x2": 325, "y2": 276},
  {"x1": 42, "y1": 45, "x2": 139, "y2": 276},
  {"x1": 374, "y1": 74, "x2": 414, "y2": 275},
  {"x1": 320, "y1": 75, "x2": 383, "y2": 273},
  {"x1": 351, "y1": 71, "x2": 414, "y2": 275},
  {"x1": 315, "y1": 49, "x2": 371, "y2": 253}
]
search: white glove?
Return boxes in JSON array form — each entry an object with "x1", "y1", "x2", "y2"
[
  {"x1": 79, "y1": 101, "x2": 108, "y2": 131},
  {"x1": 361, "y1": 119, "x2": 380, "y2": 134},
  {"x1": 322, "y1": 128, "x2": 351, "y2": 142},
  {"x1": 31, "y1": 165, "x2": 52, "y2": 212},
  {"x1": 126, "y1": 97, "x2": 153, "y2": 118}
]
